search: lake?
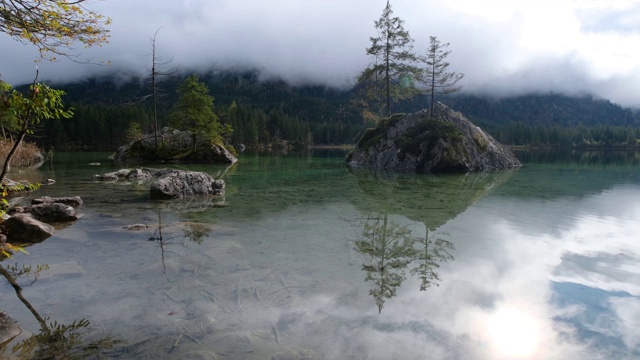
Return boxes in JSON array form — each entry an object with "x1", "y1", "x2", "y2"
[{"x1": 1, "y1": 150, "x2": 640, "y2": 359}]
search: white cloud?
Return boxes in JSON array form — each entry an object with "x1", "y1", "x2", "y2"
[{"x1": 1, "y1": 0, "x2": 640, "y2": 105}]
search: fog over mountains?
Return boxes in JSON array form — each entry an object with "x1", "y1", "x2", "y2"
[{"x1": 2, "y1": 0, "x2": 640, "y2": 107}]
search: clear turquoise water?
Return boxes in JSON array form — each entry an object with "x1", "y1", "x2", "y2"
[{"x1": 2, "y1": 150, "x2": 640, "y2": 359}]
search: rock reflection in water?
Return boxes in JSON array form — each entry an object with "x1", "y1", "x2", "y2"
[
  {"x1": 348, "y1": 168, "x2": 512, "y2": 313},
  {"x1": 349, "y1": 168, "x2": 517, "y2": 229}
]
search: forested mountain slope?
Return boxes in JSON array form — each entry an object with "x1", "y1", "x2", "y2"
[{"x1": 23, "y1": 70, "x2": 640, "y2": 150}]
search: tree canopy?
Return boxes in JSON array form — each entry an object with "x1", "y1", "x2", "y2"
[
  {"x1": 0, "y1": 0, "x2": 111, "y2": 60},
  {"x1": 169, "y1": 74, "x2": 222, "y2": 146},
  {"x1": 357, "y1": 0, "x2": 420, "y2": 116},
  {"x1": 0, "y1": 74, "x2": 73, "y2": 183},
  {"x1": 419, "y1": 36, "x2": 464, "y2": 117}
]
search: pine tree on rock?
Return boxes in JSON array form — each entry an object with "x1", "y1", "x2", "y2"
[
  {"x1": 357, "y1": 0, "x2": 420, "y2": 117},
  {"x1": 169, "y1": 75, "x2": 221, "y2": 152},
  {"x1": 419, "y1": 36, "x2": 464, "y2": 118}
]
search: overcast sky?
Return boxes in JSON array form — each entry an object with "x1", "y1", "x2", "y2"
[{"x1": 2, "y1": 0, "x2": 640, "y2": 106}]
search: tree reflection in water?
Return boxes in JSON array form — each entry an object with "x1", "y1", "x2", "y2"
[
  {"x1": 355, "y1": 211, "x2": 454, "y2": 313},
  {"x1": 182, "y1": 222, "x2": 213, "y2": 245},
  {"x1": 412, "y1": 228, "x2": 454, "y2": 292}
]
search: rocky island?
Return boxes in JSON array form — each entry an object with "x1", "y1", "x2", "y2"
[
  {"x1": 346, "y1": 102, "x2": 521, "y2": 173},
  {"x1": 113, "y1": 127, "x2": 238, "y2": 165}
]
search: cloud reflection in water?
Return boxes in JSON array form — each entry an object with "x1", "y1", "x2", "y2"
[{"x1": 296, "y1": 184, "x2": 640, "y2": 359}]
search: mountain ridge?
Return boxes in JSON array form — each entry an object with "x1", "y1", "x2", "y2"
[{"x1": 17, "y1": 69, "x2": 640, "y2": 150}]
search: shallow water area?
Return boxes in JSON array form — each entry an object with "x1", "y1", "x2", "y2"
[{"x1": 1, "y1": 150, "x2": 640, "y2": 359}]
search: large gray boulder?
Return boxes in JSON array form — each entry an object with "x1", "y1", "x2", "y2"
[
  {"x1": 0, "y1": 213, "x2": 55, "y2": 243},
  {"x1": 150, "y1": 170, "x2": 225, "y2": 199},
  {"x1": 0, "y1": 196, "x2": 83, "y2": 245},
  {"x1": 346, "y1": 103, "x2": 521, "y2": 173},
  {"x1": 113, "y1": 127, "x2": 238, "y2": 165},
  {"x1": 9, "y1": 203, "x2": 81, "y2": 223}
]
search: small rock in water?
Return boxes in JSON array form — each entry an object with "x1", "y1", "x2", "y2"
[{"x1": 123, "y1": 224, "x2": 149, "y2": 231}]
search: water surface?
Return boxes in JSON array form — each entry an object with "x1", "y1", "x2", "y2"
[{"x1": 1, "y1": 150, "x2": 639, "y2": 359}]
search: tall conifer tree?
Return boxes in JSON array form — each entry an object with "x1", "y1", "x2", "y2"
[
  {"x1": 419, "y1": 36, "x2": 464, "y2": 118},
  {"x1": 169, "y1": 75, "x2": 220, "y2": 151},
  {"x1": 358, "y1": 0, "x2": 420, "y2": 116}
]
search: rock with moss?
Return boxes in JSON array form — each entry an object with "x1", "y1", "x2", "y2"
[
  {"x1": 112, "y1": 127, "x2": 238, "y2": 165},
  {"x1": 346, "y1": 103, "x2": 521, "y2": 173}
]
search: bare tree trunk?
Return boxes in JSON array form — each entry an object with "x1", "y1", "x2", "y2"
[
  {"x1": 147, "y1": 27, "x2": 178, "y2": 156},
  {"x1": 151, "y1": 30, "x2": 159, "y2": 153},
  {"x1": 385, "y1": 31, "x2": 391, "y2": 116},
  {"x1": 0, "y1": 266, "x2": 48, "y2": 330},
  {"x1": 430, "y1": 60, "x2": 436, "y2": 118}
]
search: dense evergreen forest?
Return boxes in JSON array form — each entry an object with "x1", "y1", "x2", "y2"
[
  {"x1": 20, "y1": 70, "x2": 640, "y2": 151},
  {"x1": 435, "y1": 94, "x2": 640, "y2": 148}
]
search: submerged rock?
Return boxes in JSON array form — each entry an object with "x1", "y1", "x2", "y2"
[
  {"x1": 112, "y1": 127, "x2": 238, "y2": 165},
  {"x1": 347, "y1": 102, "x2": 521, "y2": 173}
]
